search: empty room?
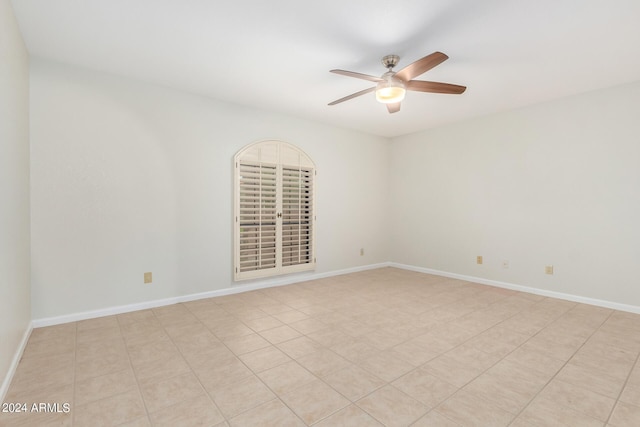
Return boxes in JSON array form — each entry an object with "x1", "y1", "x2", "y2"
[{"x1": 2, "y1": 0, "x2": 640, "y2": 426}]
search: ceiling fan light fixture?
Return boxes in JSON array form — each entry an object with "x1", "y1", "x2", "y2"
[
  {"x1": 329, "y1": 51, "x2": 465, "y2": 112},
  {"x1": 375, "y1": 73, "x2": 406, "y2": 104}
]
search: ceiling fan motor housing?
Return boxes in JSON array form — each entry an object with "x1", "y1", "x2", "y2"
[{"x1": 381, "y1": 54, "x2": 400, "y2": 70}]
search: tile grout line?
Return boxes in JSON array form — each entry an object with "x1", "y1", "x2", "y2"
[
  {"x1": 250, "y1": 302, "x2": 359, "y2": 426},
  {"x1": 166, "y1": 302, "x2": 235, "y2": 425},
  {"x1": 424, "y1": 298, "x2": 569, "y2": 424},
  {"x1": 506, "y1": 308, "x2": 616, "y2": 426},
  {"x1": 116, "y1": 313, "x2": 154, "y2": 426},
  {"x1": 289, "y1": 284, "x2": 522, "y2": 425},
  {"x1": 297, "y1": 281, "x2": 547, "y2": 425},
  {"x1": 180, "y1": 299, "x2": 309, "y2": 425},
  {"x1": 218, "y1": 295, "x2": 405, "y2": 425},
  {"x1": 403, "y1": 296, "x2": 594, "y2": 425},
  {"x1": 604, "y1": 334, "x2": 640, "y2": 426},
  {"x1": 71, "y1": 321, "x2": 77, "y2": 427}
]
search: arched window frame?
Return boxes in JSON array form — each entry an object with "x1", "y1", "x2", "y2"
[{"x1": 234, "y1": 140, "x2": 316, "y2": 281}]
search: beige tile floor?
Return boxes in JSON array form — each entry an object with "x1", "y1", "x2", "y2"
[{"x1": 2, "y1": 267, "x2": 640, "y2": 426}]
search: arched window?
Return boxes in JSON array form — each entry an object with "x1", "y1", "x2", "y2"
[{"x1": 234, "y1": 140, "x2": 316, "y2": 281}]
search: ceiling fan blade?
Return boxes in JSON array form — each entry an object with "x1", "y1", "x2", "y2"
[
  {"x1": 328, "y1": 86, "x2": 376, "y2": 106},
  {"x1": 386, "y1": 102, "x2": 401, "y2": 114},
  {"x1": 394, "y1": 52, "x2": 449, "y2": 81},
  {"x1": 330, "y1": 69, "x2": 383, "y2": 83},
  {"x1": 406, "y1": 80, "x2": 466, "y2": 94}
]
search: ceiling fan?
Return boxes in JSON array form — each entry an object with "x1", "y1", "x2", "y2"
[{"x1": 328, "y1": 52, "x2": 466, "y2": 113}]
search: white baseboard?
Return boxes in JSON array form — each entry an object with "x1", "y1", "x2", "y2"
[
  {"x1": 1, "y1": 322, "x2": 32, "y2": 404},
  {"x1": 31, "y1": 260, "x2": 640, "y2": 329},
  {"x1": 390, "y1": 262, "x2": 640, "y2": 314},
  {"x1": 32, "y1": 262, "x2": 391, "y2": 328}
]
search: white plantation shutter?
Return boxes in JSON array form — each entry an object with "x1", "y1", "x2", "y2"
[
  {"x1": 281, "y1": 166, "x2": 313, "y2": 266},
  {"x1": 238, "y1": 162, "x2": 277, "y2": 272},
  {"x1": 234, "y1": 141, "x2": 316, "y2": 281}
]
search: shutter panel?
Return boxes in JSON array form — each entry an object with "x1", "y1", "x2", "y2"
[
  {"x1": 234, "y1": 141, "x2": 315, "y2": 281},
  {"x1": 281, "y1": 166, "x2": 313, "y2": 267},
  {"x1": 238, "y1": 162, "x2": 277, "y2": 272}
]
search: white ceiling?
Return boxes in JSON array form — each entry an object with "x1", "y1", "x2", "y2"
[{"x1": 11, "y1": 0, "x2": 640, "y2": 138}]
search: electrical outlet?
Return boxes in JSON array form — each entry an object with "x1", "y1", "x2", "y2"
[
  {"x1": 144, "y1": 272, "x2": 152, "y2": 283},
  {"x1": 545, "y1": 265, "x2": 554, "y2": 275},
  {"x1": 502, "y1": 260, "x2": 509, "y2": 269},
  {"x1": 476, "y1": 256, "x2": 483, "y2": 265}
]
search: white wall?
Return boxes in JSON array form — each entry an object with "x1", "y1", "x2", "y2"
[
  {"x1": 390, "y1": 81, "x2": 640, "y2": 307},
  {"x1": 29, "y1": 49, "x2": 640, "y2": 322},
  {"x1": 30, "y1": 59, "x2": 390, "y2": 320},
  {"x1": 0, "y1": 0, "x2": 31, "y2": 400}
]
